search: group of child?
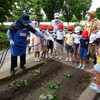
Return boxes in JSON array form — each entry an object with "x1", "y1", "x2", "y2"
[
  {"x1": 29, "y1": 23, "x2": 100, "y2": 93},
  {"x1": 30, "y1": 24, "x2": 90, "y2": 70}
]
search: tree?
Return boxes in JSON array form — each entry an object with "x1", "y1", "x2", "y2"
[
  {"x1": 0, "y1": 0, "x2": 16, "y2": 23},
  {"x1": 62, "y1": 0, "x2": 74, "y2": 25},
  {"x1": 34, "y1": 0, "x2": 43, "y2": 23},
  {"x1": 42, "y1": 0, "x2": 64, "y2": 21},
  {"x1": 72, "y1": 0, "x2": 92, "y2": 22},
  {"x1": 96, "y1": 7, "x2": 100, "y2": 20},
  {"x1": 62, "y1": 0, "x2": 92, "y2": 24},
  {"x1": 11, "y1": 0, "x2": 35, "y2": 20}
]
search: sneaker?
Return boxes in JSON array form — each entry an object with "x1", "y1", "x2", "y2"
[
  {"x1": 46, "y1": 55, "x2": 48, "y2": 59},
  {"x1": 58, "y1": 56, "x2": 62, "y2": 60},
  {"x1": 41, "y1": 57, "x2": 44, "y2": 61},
  {"x1": 90, "y1": 84, "x2": 100, "y2": 93},
  {"x1": 50, "y1": 55, "x2": 52, "y2": 59},
  {"x1": 34, "y1": 58, "x2": 37, "y2": 62},
  {"x1": 77, "y1": 64, "x2": 82, "y2": 68},
  {"x1": 89, "y1": 68, "x2": 96, "y2": 73},
  {"x1": 65, "y1": 58, "x2": 69, "y2": 61},
  {"x1": 69, "y1": 58, "x2": 72, "y2": 61},
  {"x1": 91, "y1": 82, "x2": 96, "y2": 86},
  {"x1": 55, "y1": 56, "x2": 59, "y2": 59},
  {"x1": 81, "y1": 65, "x2": 85, "y2": 70},
  {"x1": 37, "y1": 58, "x2": 40, "y2": 62},
  {"x1": 43, "y1": 57, "x2": 46, "y2": 60}
]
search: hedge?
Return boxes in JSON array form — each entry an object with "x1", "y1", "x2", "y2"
[{"x1": 0, "y1": 32, "x2": 9, "y2": 50}]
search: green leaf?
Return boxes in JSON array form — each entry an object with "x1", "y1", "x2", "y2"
[
  {"x1": 51, "y1": 96, "x2": 58, "y2": 100},
  {"x1": 56, "y1": 81, "x2": 61, "y2": 86},
  {"x1": 39, "y1": 93, "x2": 47, "y2": 99},
  {"x1": 21, "y1": 79, "x2": 27, "y2": 85},
  {"x1": 6, "y1": 83, "x2": 13, "y2": 87},
  {"x1": 47, "y1": 93, "x2": 54, "y2": 100}
]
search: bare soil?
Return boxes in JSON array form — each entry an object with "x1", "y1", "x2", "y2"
[{"x1": 0, "y1": 60, "x2": 92, "y2": 100}]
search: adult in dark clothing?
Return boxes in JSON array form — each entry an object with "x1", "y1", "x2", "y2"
[{"x1": 7, "y1": 13, "x2": 46, "y2": 75}]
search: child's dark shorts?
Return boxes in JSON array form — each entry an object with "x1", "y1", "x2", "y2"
[
  {"x1": 73, "y1": 43, "x2": 79, "y2": 50},
  {"x1": 78, "y1": 48, "x2": 88, "y2": 59},
  {"x1": 65, "y1": 43, "x2": 73, "y2": 53}
]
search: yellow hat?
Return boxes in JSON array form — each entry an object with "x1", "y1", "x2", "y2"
[{"x1": 86, "y1": 11, "x2": 97, "y2": 18}]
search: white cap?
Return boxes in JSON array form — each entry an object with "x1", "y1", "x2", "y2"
[
  {"x1": 89, "y1": 34, "x2": 97, "y2": 43},
  {"x1": 75, "y1": 26, "x2": 81, "y2": 33},
  {"x1": 54, "y1": 13, "x2": 60, "y2": 18},
  {"x1": 96, "y1": 30, "x2": 100, "y2": 38}
]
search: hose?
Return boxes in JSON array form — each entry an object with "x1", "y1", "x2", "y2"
[{"x1": 0, "y1": 39, "x2": 44, "y2": 68}]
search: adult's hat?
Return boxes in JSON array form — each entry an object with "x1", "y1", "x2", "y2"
[
  {"x1": 89, "y1": 34, "x2": 97, "y2": 43},
  {"x1": 75, "y1": 26, "x2": 81, "y2": 33},
  {"x1": 82, "y1": 30, "x2": 88, "y2": 38},
  {"x1": 21, "y1": 13, "x2": 31, "y2": 24},
  {"x1": 86, "y1": 11, "x2": 97, "y2": 18},
  {"x1": 58, "y1": 24, "x2": 63, "y2": 29},
  {"x1": 96, "y1": 30, "x2": 100, "y2": 38},
  {"x1": 54, "y1": 13, "x2": 60, "y2": 18},
  {"x1": 68, "y1": 25, "x2": 74, "y2": 31},
  {"x1": 48, "y1": 26, "x2": 54, "y2": 30}
]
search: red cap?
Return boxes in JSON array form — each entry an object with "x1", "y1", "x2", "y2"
[
  {"x1": 40, "y1": 25, "x2": 47, "y2": 30},
  {"x1": 58, "y1": 24, "x2": 63, "y2": 29},
  {"x1": 82, "y1": 30, "x2": 88, "y2": 38},
  {"x1": 68, "y1": 25, "x2": 74, "y2": 31},
  {"x1": 48, "y1": 25, "x2": 54, "y2": 30}
]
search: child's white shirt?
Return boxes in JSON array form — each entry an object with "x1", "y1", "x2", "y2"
[
  {"x1": 73, "y1": 33, "x2": 82, "y2": 44},
  {"x1": 56, "y1": 30, "x2": 66, "y2": 40}
]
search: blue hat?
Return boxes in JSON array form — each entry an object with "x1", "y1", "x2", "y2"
[{"x1": 21, "y1": 13, "x2": 31, "y2": 24}]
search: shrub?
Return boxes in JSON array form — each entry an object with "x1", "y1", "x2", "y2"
[
  {"x1": 0, "y1": 32, "x2": 9, "y2": 50},
  {"x1": 0, "y1": 25, "x2": 9, "y2": 33}
]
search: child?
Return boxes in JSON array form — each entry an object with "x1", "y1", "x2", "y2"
[
  {"x1": 40, "y1": 25, "x2": 48, "y2": 60},
  {"x1": 65, "y1": 25, "x2": 74, "y2": 62},
  {"x1": 33, "y1": 28, "x2": 42, "y2": 62},
  {"x1": 73, "y1": 26, "x2": 82, "y2": 64},
  {"x1": 89, "y1": 31, "x2": 100, "y2": 93},
  {"x1": 55, "y1": 24, "x2": 66, "y2": 59},
  {"x1": 46, "y1": 25, "x2": 55, "y2": 58},
  {"x1": 77, "y1": 30, "x2": 90, "y2": 69}
]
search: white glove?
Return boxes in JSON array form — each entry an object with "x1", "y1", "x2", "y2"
[
  {"x1": 44, "y1": 35, "x2": 49, "y2": 40},
  {"x1": 10, "y1": 39, "x2": 15, "y2": 45}
]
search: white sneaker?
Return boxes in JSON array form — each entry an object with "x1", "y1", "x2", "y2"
[
  {"x1": 37, "y1": 58, "x2": 40, "y2": 62},
  {"x1": 58, "y1": 56, "x2": 62, "y2": 59},
  {"x1": 55, "y1": 56, "x2": 59, "y2": 59},
  {"x1": 65, "y1": 58, "x2": 69, "y2": 61},
  {"x1": 46, "y1": 55, "x2": 48, "y2": 58},
  {"x1": 34, "y1": 58, "x2": 37, "y2": 62},
  {"x1": 90, "y1": 84, "x2": 100, "y2": 93},
  {"x1": 81, "y1": 65, "x2": 85, "y2": 70},
  {"x1": 50, "y1": 55, "x2": 52, "y2": 59},
  {"x1": 77, "y1": 64, "x2": 82, "y2": 68},
  {"x1": 69, "y1": 58, "x2": 72, "y2": 61},
  {"x1": 91, "y1": 82, "x2": 96, "y2": 86}
]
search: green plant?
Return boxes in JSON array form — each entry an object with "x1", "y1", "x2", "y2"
[
  {"x1": 6, "y1": 79, "x2": 27, "y2": 87},
  {"x1": 28, "y1": 68, "x2": 41, "y2": 76},
  {"x1": 43, "y1": 62, "x2": 47, "y2": 66},
  {"x1": 39, "y1": 92, "x2": 58, "y2": 100},
  {"x1": 0, "y1": 32, "x2": 9, "y2": 50},
  {"x1": 48, "y1": 81, "x2": 62, "y2": 90},
  {"x1": 63, "y1": 73, "x2": 73, "y2": 78}
]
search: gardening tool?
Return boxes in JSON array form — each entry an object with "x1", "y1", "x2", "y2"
[{"x1": 0, "y1": 39, "x2": 44, "y2": 68}]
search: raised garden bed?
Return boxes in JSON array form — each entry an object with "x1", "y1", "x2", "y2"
[{"x1": 0, "y1": 60, "x2": 92, "y2": 100}]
